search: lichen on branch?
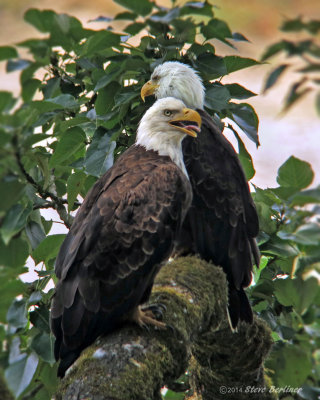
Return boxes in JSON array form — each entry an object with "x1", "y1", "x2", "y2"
[{"x1": 56, "y1": 256, "x2": 273, "y2": 400}]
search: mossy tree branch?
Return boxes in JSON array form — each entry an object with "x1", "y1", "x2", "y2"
[{"x1": 56, "y1": 256, "x2": 274, "y2": 400}]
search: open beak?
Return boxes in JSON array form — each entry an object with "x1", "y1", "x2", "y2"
[
  {"x1": 141, "y1": 80, "x2": 159, "y2": 102},
  {"x1": 169, "y1": 108, "x2": 201, "y2": 138}
]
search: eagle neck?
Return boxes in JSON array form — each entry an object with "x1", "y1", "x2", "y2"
[{"x1": 135, "y1": 138, "x2": 189, "y2": 179}]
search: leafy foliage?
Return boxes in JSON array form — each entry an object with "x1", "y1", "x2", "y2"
[
  {"x1": 262, "y1": 16, "x2": 320, "y2": 114},
  {"x1": 0, "y1": 1, "x2": 318, "y2": 399},
  {"x1": 249, "y1": 156, "x2": 320, "y2": 399}
]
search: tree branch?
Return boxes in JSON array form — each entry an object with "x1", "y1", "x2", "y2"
[
  {"x1": 14, "y1": 148, "x2": 73, "y2": 228},
  {"x1": 56, "y1": 256, "x2": 274, "y2": 400}
]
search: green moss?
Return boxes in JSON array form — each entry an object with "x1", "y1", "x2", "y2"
[
  {"x1": 190, "y1": 317, "x2": 274, "y2": 399},
  {"x1": 106, "y1": 341, "x2": 173, "y2": 399},
  {"x1": 56, "y1": 256, "x2": 274, "y2": 400},
  {"x1": 59, "y1": 337, "x2": 177, "y2": 400}
]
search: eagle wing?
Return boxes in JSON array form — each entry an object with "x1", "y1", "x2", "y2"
[
  {"x1": 51, "y1": 146, "x2": 191, "y2": 376},
  {"x1": 181, "y1": 109, "x2": 259, "y2": 326}
]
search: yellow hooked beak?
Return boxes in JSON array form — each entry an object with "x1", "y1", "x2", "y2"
[
  {"x1": 169, "y1": 108, "x2": 201, "y2": 138},
  {"x1": 141, "y1": 80, "x2": 159, "y2": 102}
]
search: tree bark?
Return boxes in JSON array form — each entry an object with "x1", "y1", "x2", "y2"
[{"x1": 55, "y1": 256, "x2": 274, "y2": 400}]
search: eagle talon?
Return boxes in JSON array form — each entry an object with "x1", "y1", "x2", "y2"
[
  {"x1": 165, "y1": 323, "x2": 175, "y2": 335},
  {"x1": 131, "y1": 306, "x2": 167, "y2": 330},
  {"x1": 141, "y1": 303, "x2": 167, "y2": 320}
]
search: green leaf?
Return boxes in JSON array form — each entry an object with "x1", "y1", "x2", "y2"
[
  {"x1": 113, "y1": 0, "x2": 153, "y2": 16},
  {"x1": 38, "y1": 363, "x2": 58, "y2": 396},
  {"x1": 94, "y1": 66, "x2": 123, "y2": 91},
  {"x1": 42, "y1": 77, "x2": 61, "y2": 99},
  {"x1": 32, "y1": 234, "x2": 66, "y2": 264},
  {"x1": 278, "y1": 223, "x2": 320, "y2": 246},
  {"x1": 24, "y1": 9, "x2": 55, "y2": 33},
  {"x1": 232, "y1": 32, "x2": 250, "y2": 42},
  {"x1": 46, "y1": 94, "x2": 79, "y2": 109},
  {"x1": 22, "y1": 78, "x2": 42, "y2": 102},
  {"x1": 201, "y1": 18, "x2": 233, "y2": 46},
  {"x1": 261, "y1": 40, "x2": 291, "y2": 61},
  {"x1": 49, "y1": 126, "x2": 86, "y2": 167},
  {"x1": 230, "y1": 103, "x2": 259, "y2": 146},
  {"x1": 0, "y1": 177, "x2": 24, "y2": 213},
  {"x1": 114, "y1": 11, "x2": 138, "y2": 20},
  {"x1": 195, "y1": 53, "x2": 227, "y2": 79},
  {"x1": 7, "y1": 299, "x2": 28, "y2": 329},
  {"x1": 23, "y1": 133, "x2": 50, "y2": 149},
  {"x1": 262, "y1": 237, "x2": 299, "y2": 258},
  {"x1": 0, "y1": 129, "x2": 11, "y2": 147},
  {"x1": 1, "y1": 203, "x2": 33, "y2": 245},
  {"x1": 274, "y1": 277, "x2": 318, "y2": 314},
  {"x1": 0, "y1": 236, "x2": 29, "y2": 268},
  {"x1": 281, "y1": 17, "x2": 320, "y2": 35},
  {"x1": 31, "y1": 94, "x2": 78, "y2": 113},
  {"x1": 263, "y1": 64, "x2": 288, "y2": 93},
  {"x1": 124, "y1": 22, "x2": 146, "y2": 35},
  {"x1": 25, "y1": 221, "x2": 46, "y2": 250},
  {"x1": 230, "y1": 126, "x2": 255, "y2": 180},
  {"x1": 0, "y1": 91, "x2": 16, "y2": 113},
  {"x1": 95, "y1": 82, "x2": 120, "y2": 115},
  {"x1": 163, "y1": 389, "x2": 185, "y2": 399},
  {"x1": 5, "y1": 352, "x2": 39, "y2": 398},
  {"x1": 6, "y1": 59, "x2": 31, "y2": 72},
  {"x1": 31, "y1": 332, "x2": 55, "y2": 364},
  {"x1": 180, "y1": 2, "x2": 213, "y2": 17},
  {"x1": 225, "y1": 83, "x2": 257, "y2": 100},
  {"x1": 0, "y1": 46, "x2": 18, "y2": 61},
  {"x1": 149, "y1": 7, "x2": 180, "y2": 25},
  {"x1": 85, "y1": 127, "x2": 116, "y2": 177},
  {"x1": 224, "y1": 56, "x2": 260, "y2": 74},
  {"x1": 67, "y1": 171, "x2": 86, "y2": 212},
  {"x1": 289, "y1": 186, "x2": 320, "y2": 206},
  {"x1": 298, "y1": 63, "x2": 320, "y2": 73},
  {"x1": 266, "y1": 343, "x2": 312, "y2": 387},
  {"x1": 299, "y1": 386, "x2": 320, "y2": 400},
  {"x1": 81, "y1": 30, "x2": 121, "y2": 56},
  {"x1": 28, "y1": 291, "x2": 42, "y2": 305},
  {"x1": 282, "y1": 79, "x2": 312, "y2": 113},
  {"x1": 205, "y1": 82, "x2": 231, "y2": 111},
  {"x1": 114, "y1": 90, "x2": 139, "y2": 107},
  {"x1": 0, "y1": 278, "x2": 25, "y2": 322},
  {"x1": 281, "y1": 17, "x2": 306, "y2": 32},
  {"x1": 277, "y1": 156, "x2": 314, "y2": 189},
  {"x1": 29, "y1": 305, "x2": 51, "y2": 333}
]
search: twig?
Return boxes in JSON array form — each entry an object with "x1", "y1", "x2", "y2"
[{"x1": 15, "y1": 148, "x2": 73, "y2": 228}]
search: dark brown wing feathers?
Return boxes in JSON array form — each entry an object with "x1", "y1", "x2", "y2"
[
  {"x1": 51, "y1": 145, "x2": 191, "y2": 377},
  {"x1": 180, "y1": 109, "x2": 260, "y2": 327}
]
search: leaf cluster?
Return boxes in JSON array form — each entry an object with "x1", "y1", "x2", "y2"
[
  {"x1": 249, "y1": 156, "x2": 320, "y2": 399},
  {"x1": 262, "y1": 16, "x2": 320, "y2": 115}
]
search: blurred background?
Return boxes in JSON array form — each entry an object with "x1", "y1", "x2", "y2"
[{"x1": 0, "y1": 0, "x2": 319, "y2": 189}]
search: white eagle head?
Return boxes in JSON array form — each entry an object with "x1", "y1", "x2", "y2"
[{"x1": 141, "y1": 61, "x2": 205, "y2": 109}]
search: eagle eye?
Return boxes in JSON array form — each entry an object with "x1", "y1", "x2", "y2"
[{"x1": 163, "y1": 109, "x2": 172, "y2": 117}]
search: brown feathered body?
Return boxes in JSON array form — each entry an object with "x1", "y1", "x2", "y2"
[
  {"x1": 141, "y1": 61, "x2": 260, "y2": 329},
  {"x1": 51, "y1": 145, "x2": 192, "y2": 377},
  {"x1": 180, "y1": 109, "x2": 260, "y2": 328}
]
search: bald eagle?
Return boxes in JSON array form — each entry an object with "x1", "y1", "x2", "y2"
[
  {"x1": 141, "y1": 62, "x2": 260, "y2": 329},
  {"x1": 50, "y1": 97, "x2": 201, "y2": 377}
]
